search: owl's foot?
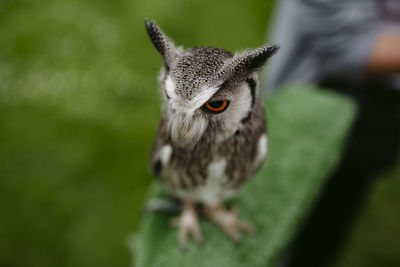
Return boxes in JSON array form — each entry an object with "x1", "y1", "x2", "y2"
[
  {"x1": 204, "y1": 204, "x2": 255, "y2": 243},
  {"x1": 171, "y1": 202, "x2": 203, "y2": 250}
]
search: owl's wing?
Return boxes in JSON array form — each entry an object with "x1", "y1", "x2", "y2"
[
  {"x1": 247, "y1": 101, "x2": 268, "y2": 176},
  {"x1": 149, "y1": 116, "x2": 170, "y2": 178},
  {"x1": 250, "y1": 133, "x2": 268, "y2": 174}
]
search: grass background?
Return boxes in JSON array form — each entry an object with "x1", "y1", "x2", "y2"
[{"x1": 0, "y1": 0, "x2": 398, "y2": 266}]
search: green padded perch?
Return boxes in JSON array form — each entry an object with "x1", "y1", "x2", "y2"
[{"x1": 131, "y1": 86, "x2": 357, "y2": 267}]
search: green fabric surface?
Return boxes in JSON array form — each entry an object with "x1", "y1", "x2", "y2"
[{"x1": 131, "y1": 86, "x2": 357, "y2": 267}]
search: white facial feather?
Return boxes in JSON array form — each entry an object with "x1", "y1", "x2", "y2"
[
  {"x1": 186, "y1": 84, "x2": 222, "y2": 111},
  {"x1": 164, "y1": 75, "x2": 178, "y2": 100},
  {"x1": 214, "y1": 82, "x2": 252, "y2": 142},
  {"x1": 165, "y1": 75, "x2": 221, "y2": 114}
]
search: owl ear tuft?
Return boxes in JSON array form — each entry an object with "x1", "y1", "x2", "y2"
[
  {"x1": 217, "y1": 44, "x2": 280, "y2": 84},
  {"x1": 145, "y1": 20, "x2": 177, "y2": 69}
]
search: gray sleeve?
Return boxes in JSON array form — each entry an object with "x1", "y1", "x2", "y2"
[{"x1": 297, "y1": 0, "x2": 379, "y2": 79}]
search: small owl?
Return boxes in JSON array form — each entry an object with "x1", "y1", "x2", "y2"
[{"x1": 145, "y1": 20, "x2": 279, "y2": 248}]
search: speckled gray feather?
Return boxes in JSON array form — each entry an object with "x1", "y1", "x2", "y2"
[
  {"x1": 172, "y1": 47, "x2": 233, "y2": 99},
  {"x1": 145, "y1": 20, "x2": 178, "y2": 69}
]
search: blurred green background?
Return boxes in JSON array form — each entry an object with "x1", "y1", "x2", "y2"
[{"x1": 0, "y1": 0, "x2": 398, "y2": 267}]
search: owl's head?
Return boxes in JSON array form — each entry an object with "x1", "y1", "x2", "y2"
[{"x1": 145, "y1": 20, "x2": 279, "y2": 148}]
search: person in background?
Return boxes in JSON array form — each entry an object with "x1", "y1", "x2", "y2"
[{"x1": 264, "y1": 1, "x2": 400, "y2": 266}]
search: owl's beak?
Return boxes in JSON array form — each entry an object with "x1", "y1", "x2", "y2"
[
  {"x1": 169, "y1": 114, "x2": 208, "y2": 148},
  {"x1": 181, "y1": 126, "x2": 192, "y2": 138}
]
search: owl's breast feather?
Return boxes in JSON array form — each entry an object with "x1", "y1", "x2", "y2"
[{"x1": 167, "y1": 157, "x2": 238, "y2": 205}]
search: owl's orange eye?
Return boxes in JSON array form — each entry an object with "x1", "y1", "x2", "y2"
[{"x1": 203, "y1": 99, "x2": 230, "y2": 114}]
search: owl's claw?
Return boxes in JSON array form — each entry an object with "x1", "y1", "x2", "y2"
[
  {"x1": 171, "y1": 202, "x2": 203, "y2": 250},
  {"x1": 204, "y1": 205, "x2": 255, "y2": 243}
]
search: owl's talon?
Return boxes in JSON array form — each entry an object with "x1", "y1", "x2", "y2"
[
  {"x1": 204, "y1": 204, "x2": 255, "y2": 243},
  {"x1": 231, "y1": 206, "x2": 239, "y2": 216},
  {"x1": 227, "y1": 227, "x2": 242, "y2": 243},
  {"x1": 172, "y1": 202, "x2": 202, "y2": 250},
  {"x1": 237, "y1": 220, "x2": 256, "y2": 234}
]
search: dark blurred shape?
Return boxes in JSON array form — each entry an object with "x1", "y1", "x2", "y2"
[{"x1": 264, "y1": 1, "x2": 400, "y2": 267}]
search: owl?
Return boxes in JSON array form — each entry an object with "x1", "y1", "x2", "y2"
[{"x1": 145, "y1": 20, "x2": 279, "y2": 249}]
